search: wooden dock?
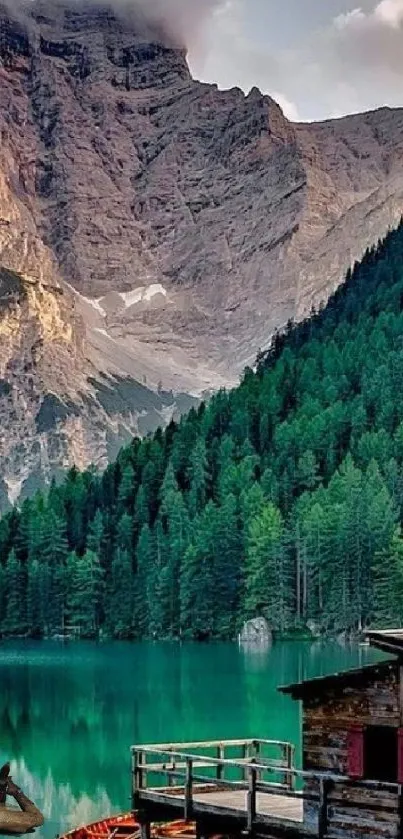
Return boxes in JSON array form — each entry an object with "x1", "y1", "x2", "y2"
[
  {"x1": 131, "y1": 739, "x2": 309, "y2": 839},
  {"x1": 131, "y1": 739, "x2": 402, "y2": 839},
  {"x1": 139, "y1": 786, "x2": 304, "y2": 823}
]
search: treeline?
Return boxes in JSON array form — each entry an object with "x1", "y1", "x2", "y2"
[{"x1": 3, "y1": 224, "x2": 403, "y2": 638}]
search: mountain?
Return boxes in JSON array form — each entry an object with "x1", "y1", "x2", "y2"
[
  {"x1": 1, "y1": 0, "x2": 403, "y2": 506},
  {"x1": 2, "y1": 224, "x2": 403, "y2": 639}
]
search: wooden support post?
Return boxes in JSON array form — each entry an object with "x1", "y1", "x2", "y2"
[
  {"x1": 254, "y1": 742, "x2": 261, "y2": 782},
  {"x1": 132, "y1": 751, "x2": 137, "y2": 812},
  {"x1": 168, "y1": 757, "x2": 176, "y2": 787},
  {"x1": 398, "y1": 784, "x2": 403, "y2": 839},
  {"x1": 247, "y1": 764, "x2": 257, "y2": 836},
  {"x1": 135, "y1": 749, "x2": 145, "y2": 806},
  {"x1": 287, "y1": 745, "x2": 296, "y2": 792},
  {"x1": 140, "y1": 821, "x2": 151, "y2": 839},
  {"x1": 185, "y1": 758, "x2": 193, "y2": 821},
  {"x1": 282, "y1": 744, "x2": 288, "y2": 789},
  {"x1": 132, "y1": 750, "x2": 142, "y2": 811},
  {"x1": 318, "y1": 778, "x2": 330, "y2": 839},
  {"x1": 196, "y1": 821, "x2": 208, "y2": 839},
  {"x1": 243, "y1": 743, "x2": 250, "y2": 783},
  {"x1": 217, "y1": 745, "x2": 224, "y2": 782}
]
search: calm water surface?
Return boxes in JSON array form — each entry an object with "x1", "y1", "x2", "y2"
[{"x1": 0, "y1": 640, "x2": 385, "y2": 838}]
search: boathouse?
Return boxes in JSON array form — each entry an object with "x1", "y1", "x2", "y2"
[
  {"x1": 280, "y1": 630, "x2": 403, "y2": 838},
  {"x1": 132, "y1": 630, "x2": 403, "y2": 839}
]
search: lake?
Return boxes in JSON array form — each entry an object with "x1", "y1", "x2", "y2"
[{"x1": 0, "y1": 640, "x2": 385, "y2": 838}]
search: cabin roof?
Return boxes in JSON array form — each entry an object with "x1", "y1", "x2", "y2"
[{"x1": 278, "y1": 659, "x2": 397, "y2": 700}]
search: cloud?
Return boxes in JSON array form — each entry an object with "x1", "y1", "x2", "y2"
[
  {"x1": 12, "y1": 0, "x2": 228, "y2": 50},
  {"x1": 110, "y1": 0, "x2": 228, "y2": 48},
  {"x1": 191, "y1": 0, "x2": 403, "y2": 121},
  {"x1": 375, "y1": 0, "x2": 403, "y2": 26},
  {"x1": 320, "y1": 0, "x2": 403, "y2": 96},
  {"x1": 9, "y1": 0, "x2": 403, "y2": 121},
  {"x1": 271, "y1": 92, "x2": 300, "y2": 122}
]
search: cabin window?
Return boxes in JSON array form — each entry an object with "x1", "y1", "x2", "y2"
[{"x1": 364, "y1": 726, "x2": 397, "y2": 782}]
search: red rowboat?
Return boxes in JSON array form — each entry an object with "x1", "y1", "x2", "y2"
[{"x1": 58, "y1": 816, "x2": 197, "y2": 839}]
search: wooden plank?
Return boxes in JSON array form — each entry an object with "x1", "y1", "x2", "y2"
[
  {"x1": 143, "y1": 761, "x2": 241, "y2": 773},
  {"x1": 137, "y1": 787, "x2": 304, "y2": 823},
  {"x1": 329, "y1": 807, "x2": 399, "y2": 825},
  {"x1": 134, "y1": 740, "x2": 258, "y2": 752},
  {"x1": 326, "y1": 822, "x2": 400, "y2": 839}
]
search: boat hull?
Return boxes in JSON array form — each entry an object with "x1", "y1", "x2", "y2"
[{"x1": 58, "y1": 816, "x2": 196, "y2": 839}]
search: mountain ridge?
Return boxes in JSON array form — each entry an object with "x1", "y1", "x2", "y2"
[
  {"x1": 1, "y1": 0, "x2": 403, "y2": 504},
  {"x1": 2, "y1": 223, "x2": 403, "y2": 637}
]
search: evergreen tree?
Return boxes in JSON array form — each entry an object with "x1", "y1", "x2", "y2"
[
  {"x1": 2, "y1": 550, "x2": 26, "y2": 636},
  {"x1": 67, "y1": 551, "x2": 104, "y2": 638},
  {"x1": 87, "y1": 510, "x2": 104, "y2": 556},
  {"x1": 3, "y1": 223, "x2": 403, "y2": 638},
  {"x1": 107, "y1": 549, "x2": 133, "y2": 638},
  {"x1": 243, "y1": 504, "x2": 288, "y2": 629}
]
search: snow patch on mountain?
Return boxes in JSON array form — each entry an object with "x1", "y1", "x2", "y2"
[{"x1": 120, "y1": 284, "x2": 168, "y2": 308}]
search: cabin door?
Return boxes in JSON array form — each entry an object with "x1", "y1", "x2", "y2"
[
  {"x1": 348, "y1": 725, "x2": 401, "y2": 782},
  {"x1": 364, "y1": 727, "x2": 397, "y2": 782}
]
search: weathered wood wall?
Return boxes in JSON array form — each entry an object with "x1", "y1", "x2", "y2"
[
  {"x1": 301, "y1": 662, "x2": 400, "y2": 839},
  {"x1": 303, "y1": 663, "x2": 400, "y2": 773}
]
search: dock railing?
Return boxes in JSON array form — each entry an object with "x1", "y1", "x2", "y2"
[
  {"x1": 131, "y1": 739, "x2": 402, "y2": 838},
  {"x1": 132, "y1": 738, "x2": 297, "y2": 827}
]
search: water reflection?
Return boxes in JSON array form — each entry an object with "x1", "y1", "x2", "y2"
[{"x1": 0, "y1": 640, "x2": 384, "y2": 839}]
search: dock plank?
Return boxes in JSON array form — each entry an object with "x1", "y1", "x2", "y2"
[
  {"x1": 192, "y1": 790, "x2": 303, "y2": 823},
  {"x1": 140, "y1": 788, "x2": 303, "y2": 825}
]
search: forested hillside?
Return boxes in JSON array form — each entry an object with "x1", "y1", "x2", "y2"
[{"x1": 3, "y1": 224, "x2": 403, "y2": 639}]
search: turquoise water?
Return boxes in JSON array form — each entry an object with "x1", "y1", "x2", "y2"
[{"x1": 0, "y1": 640, "x2": 384, "y2": 838}]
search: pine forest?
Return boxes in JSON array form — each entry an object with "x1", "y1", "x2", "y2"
[{"x1": 2, "y1": 224, "x2": 403, "y2": 639}]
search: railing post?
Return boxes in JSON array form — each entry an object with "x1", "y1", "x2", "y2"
[
  {"x1": 217, "y1": 744, "x2": 224, "y2": 782},
  {"x1": 132, "y1": 749, "x2": 138, "y2": 811},
  {"x1": 247, "y1": 764, "x2": 257, "y2": 836},
  {"x1": 288, "y1": 744, "x2": 295, "y2": 792},
  {"x1": 243, "y1": 742, "x2": 250, "y2": 782},
  {"x1": 318, "y1": 778, "x2": 330, "y2": 839},
  {"x1": 168, "y1": 756, "x2": 176, "y2": 787},
  {"x1": 133, "y1": 749, "x2": 145, "y2": 811},
  {"x1": 136, "y1": 749, "x2": 145, "y2": 797},
  {"x1": 185, "y1": 758, "x2": 193, "y2": 821},
  {"x1": 254, "y1": 741, "x2": 261, "y2": 782},
  {"x1": 140, "y1": 820, "x2": 151, "y2": 839}
]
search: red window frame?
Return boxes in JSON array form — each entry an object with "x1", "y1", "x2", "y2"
[{"x1": 347, "y1": 724, "x2": 364, "y2": 779}]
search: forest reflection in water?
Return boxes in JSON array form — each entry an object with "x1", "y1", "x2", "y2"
[{"x1": 0, "y1": 640, "x2": 383, "y2": 838}]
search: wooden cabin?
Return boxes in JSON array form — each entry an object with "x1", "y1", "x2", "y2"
[
  {"x1": 133, "y1": 630, "x2": 403, "y2": 839},
  {"x1": 279, "y1": 630, "x2": 403, "y2": 839}
]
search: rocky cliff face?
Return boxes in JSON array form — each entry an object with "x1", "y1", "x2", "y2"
[{"x1": 1, "y1": 0, "x2": 403, "y2": 506}]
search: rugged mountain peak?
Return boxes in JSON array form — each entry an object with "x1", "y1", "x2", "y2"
[
  {"x1": 2, "y1": 0, "x2": 192, "y2": 89},
  {"x1": 1, "y1": 0, "x2": 403, "y2": 506}
]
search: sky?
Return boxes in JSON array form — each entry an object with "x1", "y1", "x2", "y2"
[{"x1": 188, "y1": 0, "x2": 403, "y2": 122}]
